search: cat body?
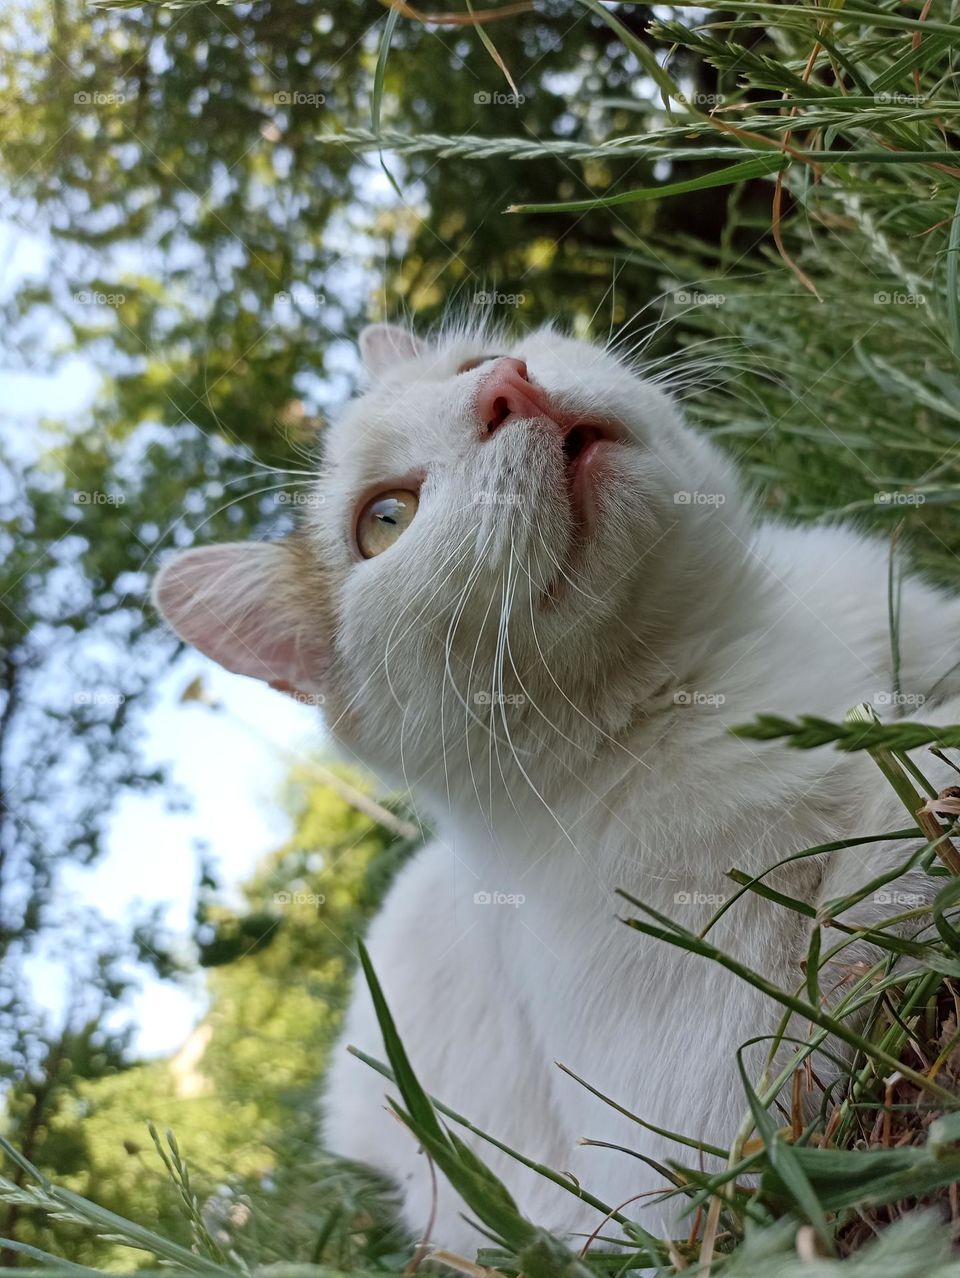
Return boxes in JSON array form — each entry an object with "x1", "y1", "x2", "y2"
[
  {"x1": 324, "y1": 517, "x2": 960, "y2": 1253},
  {"x1": 153, "y1": 323, "x2": 960, "y2": 1254}
]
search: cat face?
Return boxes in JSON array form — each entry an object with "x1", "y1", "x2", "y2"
[{"x1": 154, "y1": 323, "x2": 745, "y2": 808}]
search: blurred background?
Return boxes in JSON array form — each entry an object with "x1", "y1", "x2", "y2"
[{"x1": 3, "y1": 0, "x2": 959, "y2": 1268}]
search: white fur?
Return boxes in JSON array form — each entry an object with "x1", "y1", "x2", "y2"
[{"x1": 153, "y1": 322, "x2": 960, "y2": 1255}]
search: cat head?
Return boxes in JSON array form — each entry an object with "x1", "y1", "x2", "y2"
[{"x1": 153, "y1": 322, "x2": 751, "y2": 813}]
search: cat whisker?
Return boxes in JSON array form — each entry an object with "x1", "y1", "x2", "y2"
[
  {"x1": 133, "y1": 466, "x2": 322, "y2": 581},
  {"x1": 440, "y1": 528, "x2": 519, "y2": 751},
  {"x1": 538, "y1": 521, "x2": 604, "y2": 607},
  {"x1": 473, "y1": 537, "x2": 582, "y2": 857},
  {"x1": 502, "y1": 549, "x2": 587, "y2": 756},
  {"x1": 382, "y1": 527, "x2": 482, "y2": 716},
  {"x1": 385, "y1": 533, "x2": 486, "y2": 822},
  {"x1": 395, "y1": 697, "x2": 431, "y2": 843},
  {"x1": 174, "y1": 479, "x2": 316, "y2": 542},
  {"x1": 487, "y1": 565, "x2": 512, "y2": 829},
  {"x1": 329, "y1": 527, "x2": 482, "y2": 737},
  {"x1": 521, "y1": 555, "x2": 653, "y2": 775},
  {"x1": 490, "y1": 548, "x2": 544, "y2": 840},
  {"x1": 458, "y1": 545, "x2": 518, "y2": 845},
  {"x1": 438, "y1": 533, "x2": 490, "y2": 821},
  {"x1": 602, "y1": 290, "x2": 679, "y2": 357},
  {"x1": 581, "y1": 265, "x2": 623, "y2": 350},
  {"x1": 437, "y1": 521, "x2": 524, "y2": 809}
]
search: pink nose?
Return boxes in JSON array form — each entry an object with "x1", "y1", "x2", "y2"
[{"x1": 475, "y1": 358, "x2": 551, "y2": 436}]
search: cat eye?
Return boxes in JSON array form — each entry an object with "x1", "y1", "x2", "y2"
[
  {"x1": 356, "y1": 489, "x2": 420, "y2": 559},
  {"x1": 457, "y1": 354, "x2": 505, "y2": 374}
]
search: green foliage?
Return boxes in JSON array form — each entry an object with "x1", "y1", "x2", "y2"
[
  {"x1": 735, "y1": 715, "x2": 960, "y2": 752},
  {"x1": 1, "y1": 768, "x2": 414, "y2": 1268},
  {"x1": 0, "y1": 440, "x2": 165, "y2": 944},
  {"x1": 198, "y1": 765, "x2": 415, "y2": 1147}
]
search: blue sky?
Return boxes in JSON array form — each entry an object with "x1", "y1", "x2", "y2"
[
  {"x1": 1, "y1": 137, "x2": 415, "y2": 1056},
  {"x1": 61, "y1": 660, "x2": 326, "y2": 1056},
  {"x1": 1, "y1": 216, "x2": 338, "y2": 1057}
]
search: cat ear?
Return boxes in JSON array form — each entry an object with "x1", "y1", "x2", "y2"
[
  {"x1": 359, "y1": 323, "x2": 430, "y2": 376},
  {"x1": 152, "y1": 540, "x2": 327, "y2": 694}
]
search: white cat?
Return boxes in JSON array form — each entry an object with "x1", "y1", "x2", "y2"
[{"x1": 154, "y1": 322, "x2": 960, "y2": 1256}]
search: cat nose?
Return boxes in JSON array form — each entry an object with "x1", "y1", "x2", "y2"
[{"x1": 475, "y1": 358, "x2": 552, "y2": 436}]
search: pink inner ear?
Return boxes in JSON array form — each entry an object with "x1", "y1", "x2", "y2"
[
  {"x1": 359, "y1": 323, "x2": 429, "y2": 376},
  {"x1": 153, "y1": 543, "x2": 325, "y2": 693}
]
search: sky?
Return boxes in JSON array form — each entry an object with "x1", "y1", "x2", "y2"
[
  {"x1": 61, "y1": 660, "x2": 326, "y2": 1056},
  {"x1": 1, "y1": 216, "x2": 339, "y2": 1058}
]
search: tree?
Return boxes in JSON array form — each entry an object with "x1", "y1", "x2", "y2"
[{"x1": 4, "y1": 765, "x2": 414, "y2": 1268}]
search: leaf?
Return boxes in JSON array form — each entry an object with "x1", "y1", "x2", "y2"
[
  {"x1": 735, "y1": 1049, "x2": 834, "y2": 1253},
  {"x1": 372, "y1": 5, "x2": 404, "y2": 199},
  {"x1": 357, "y1": 942, "x2": 602, "y2": 1260},
  {"x1": 349, "y1": 1045, "x2": 636, "y2": 1232},
  {"x1": 726, "y1": 867, "x2": 818, "y2": 919},
  {"x1": 932, "y1": 874, "x2": 960, "y2": 954},
  {"x1": 946, "y1": 188, "x2": 960, "y2": 365},
  {"x1": 805, "y1": 925, "x2": 822, "y2": 1007},
  {"x1": 356, "y1": 939, "x2": 448, "y2": 1150},
  {"x1": 464, "y1": 0, "x2": 518, "y2": 98},
  {"x1": 507, "y1": 154, "x2": 787, "y2": 214},
  {"x1": 769, "y1": 1142, "x2": 960, "y2": 1213}
]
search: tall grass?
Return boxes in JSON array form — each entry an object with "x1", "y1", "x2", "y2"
[{"x1": 9, "y1": 2, "x2": 960, "y2": 1274}]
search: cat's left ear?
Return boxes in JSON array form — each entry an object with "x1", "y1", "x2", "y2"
[
  {"x1": 152, "y1": 539, "x2": 327, "y2": 695},
  {"x1": 359, "y1": 323, "x2": 430, "y2": 377}
]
